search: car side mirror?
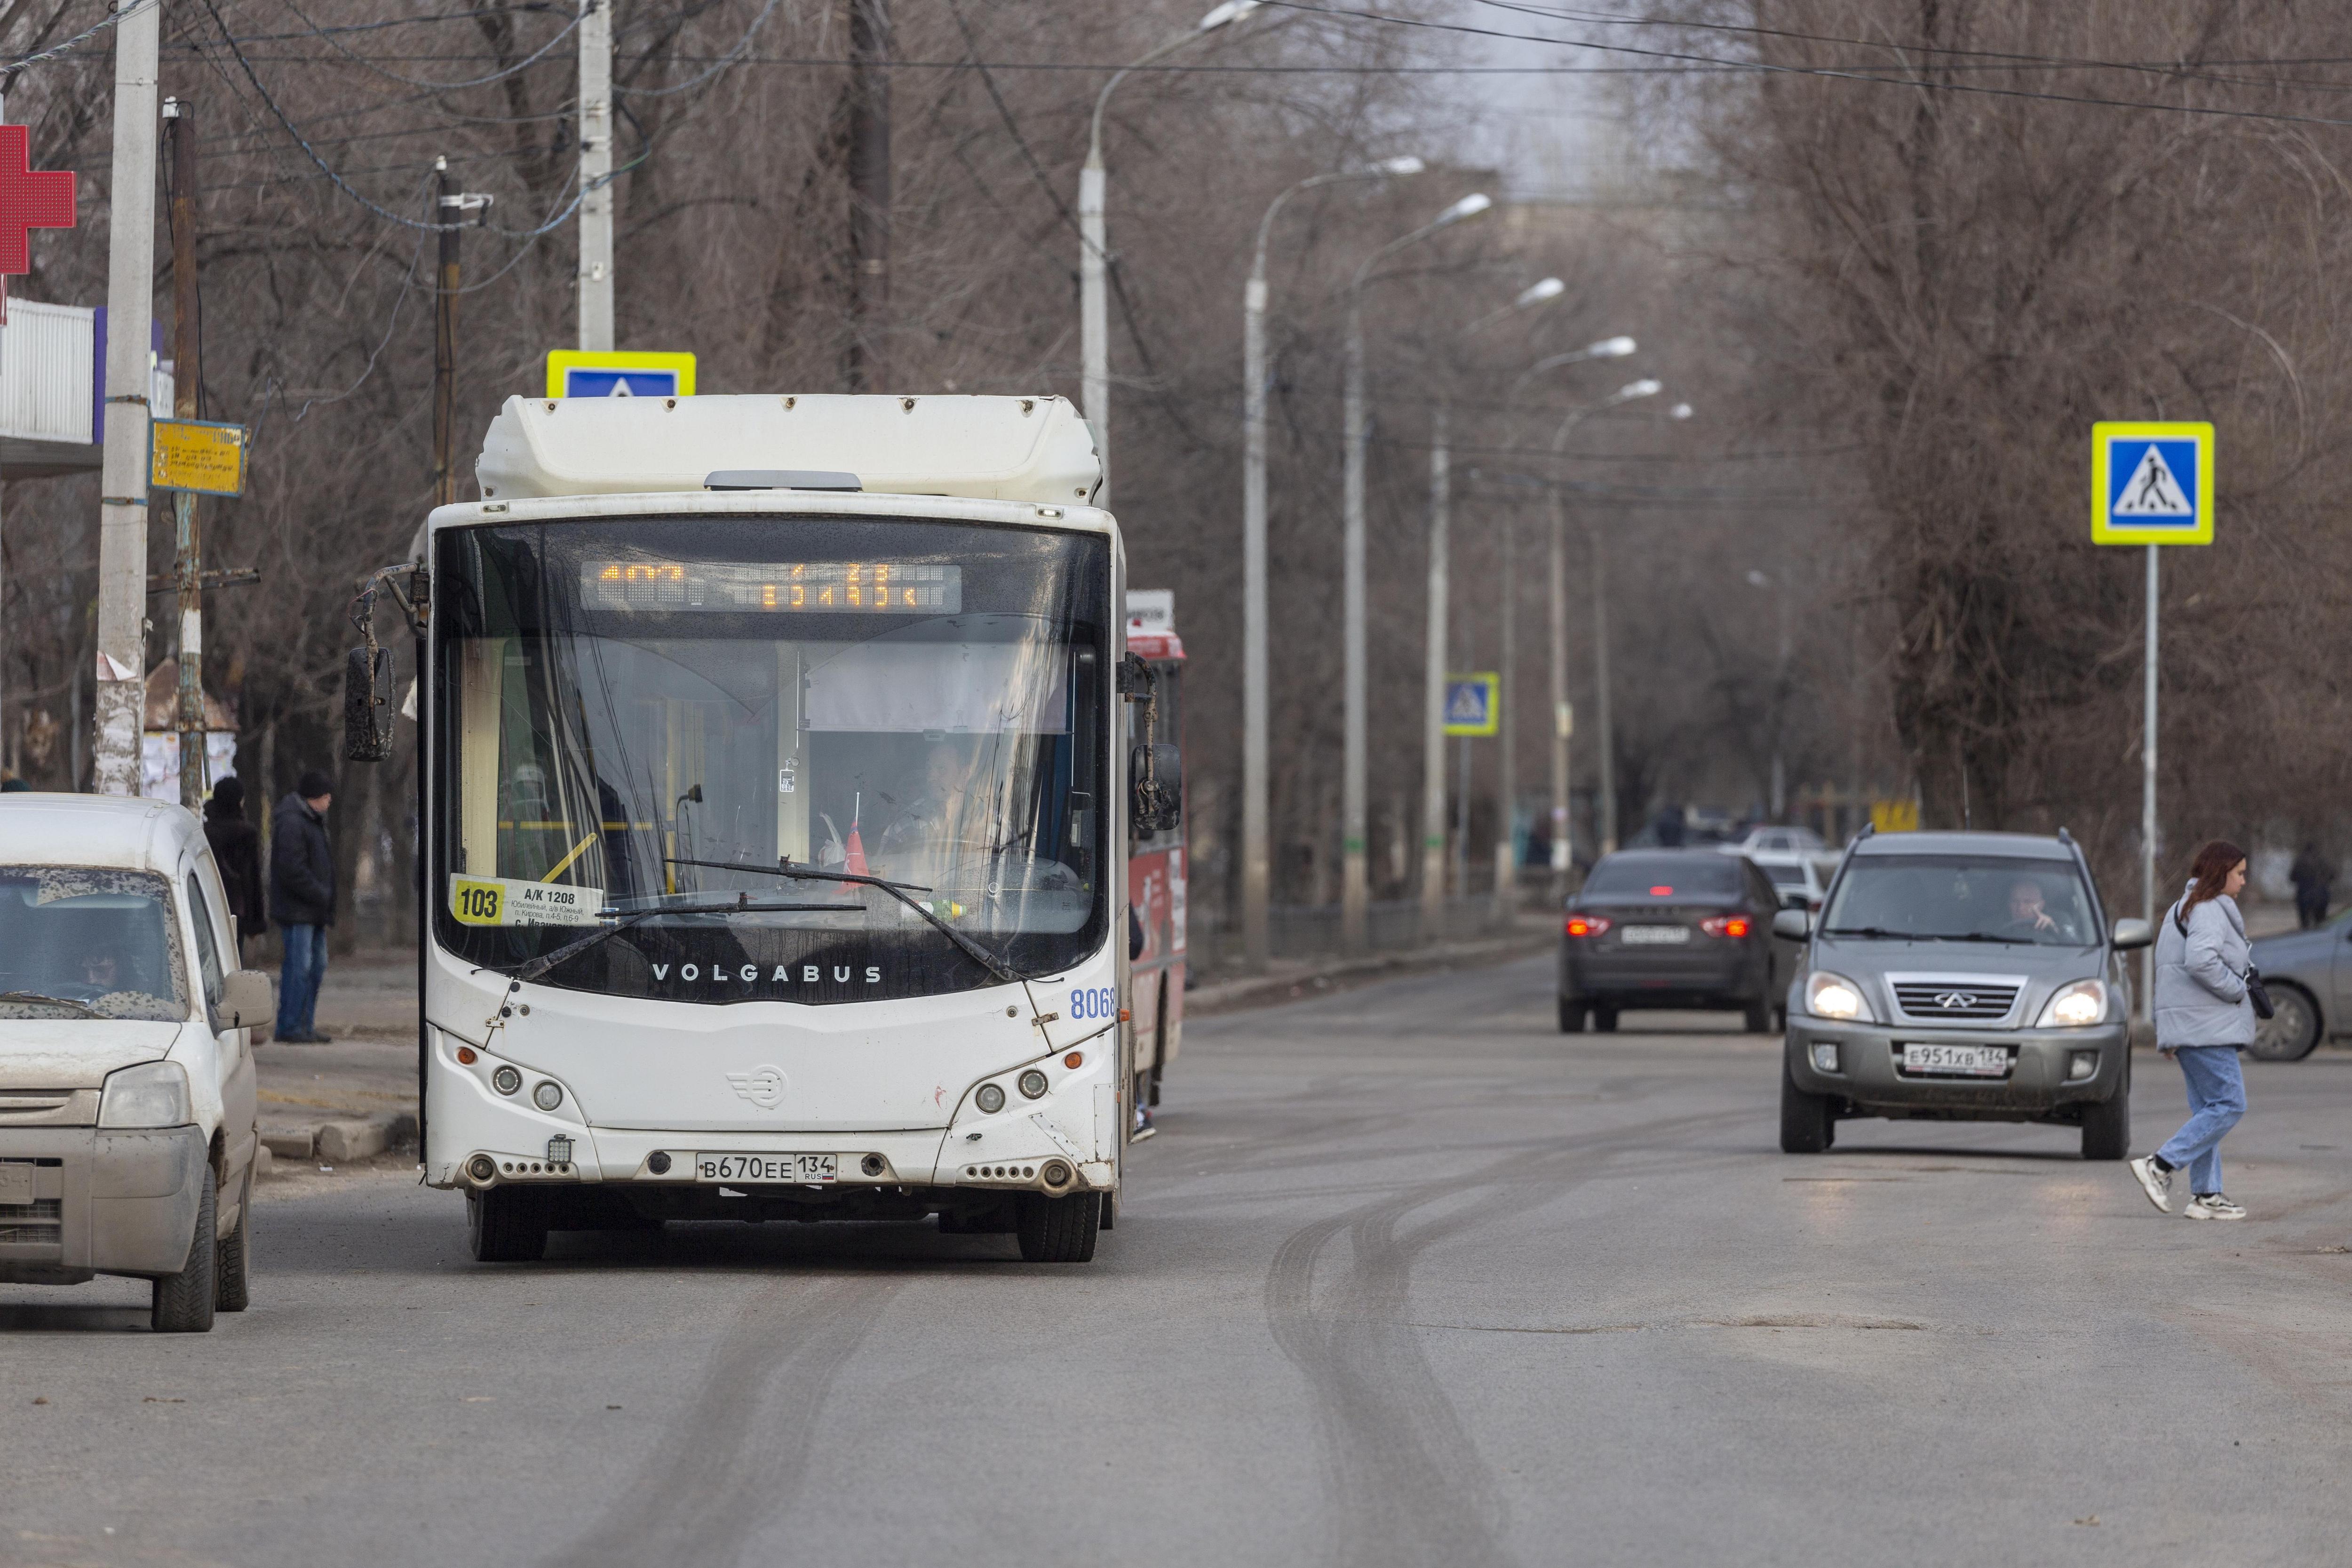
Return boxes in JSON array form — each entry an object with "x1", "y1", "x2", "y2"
[
  {"x1": 220, "y1": 969, "x2": 274, "y2": 1042},
  {"x1": 1772, "y1": 908, "x2": 1812, "y2": 940},
  {"x1": 1129, "y1": 742, "x2": 1181, "y2": 834},
  {"x1": 2111, "y1": 917, "x2": 2154, "y2": 951},
  {"x1": 345, "y1": 645, "x2": 395, "y2": 762}
]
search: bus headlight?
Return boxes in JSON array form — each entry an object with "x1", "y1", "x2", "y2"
[
  {"x1": 98, "y1": 1061, "x2": 191, "y2": 1128},
  {"x1": 1018, "y1": 1069, "x2": 1049, "y2": 1099},
  {"x1": 492, "y1": 1066, "x2": 523, "y2": 1096},
  {"x1": 2036, "y1": 979, "x2": 2109, "y2": 1029},
  {"x1": 532, "y1": 1080, "x2": 564, "y2": 1111},
  {"x1": 975, "y1": 1083, "x2": 1005, "y2": 1114},
  {"x1": 1804, "y1": 971, "x2": 1874, "y2": 1023}
]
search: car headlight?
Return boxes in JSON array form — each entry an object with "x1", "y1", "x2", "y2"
[
  {"x1": 98, "y1": 1060, "x2": 193, "y2": 1128},
  {"x1": 2036, "y1": 979, "x2": 2109, "y2": 1029},
  {"x1": 1804, "y1": 970, "x2": 1874, "y2": 1023}
]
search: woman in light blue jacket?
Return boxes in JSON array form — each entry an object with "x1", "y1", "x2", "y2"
[{"x1": 2130, "y1": 840, "x2": 2254, "y2": 1219}]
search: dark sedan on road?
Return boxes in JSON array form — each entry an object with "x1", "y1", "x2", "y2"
[
  {"x1": 2247, "y1": 909, "x2": 2352, "y2": 1060},
  {"x1": 1558, "y1": 850, "x2": 1786, "y2": 1034}
]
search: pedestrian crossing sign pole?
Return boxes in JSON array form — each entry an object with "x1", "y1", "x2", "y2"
[{"x1": 2093, "y1": 420, "x2": 2213, "y2": 1019}]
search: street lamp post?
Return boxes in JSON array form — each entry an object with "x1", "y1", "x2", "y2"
[
  {"x1": 1240, "y1": 157, "x2": 1422, "y2": 974},
  {"x1": 1498, "y1": 336, "x2": 1637, "y2": 909},
  {"x1": 1542, "y1": 379, "x2": 1665, "y2": 856},
  {"x1": 1745, "y1": 568, "x2": 1795, "y2": 818},
  {"x1": 1341, "y1": 191, "x2": 1492, "y2": 950},
  {"x1": 1081, "y1": 0, "x2": 1259, "y2": 510}
]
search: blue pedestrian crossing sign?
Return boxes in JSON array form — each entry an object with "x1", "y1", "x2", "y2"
[
  {"x1": 545, "y1": 349, "x2": 697, "y2": 400},
  {"x1": 1443, "y1": 673, "x2": 1500, "y2": 737},
  {"x1": 2092, "y1": 422, "x2": 2212, "y2": 546}
]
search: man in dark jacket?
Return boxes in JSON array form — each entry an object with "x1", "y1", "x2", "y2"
[
  {"x1": 270, "y1": 770, "x2": 336, "y2": 1042},
  {"x1": 2290, "y1": 842, "x2": 2333, "y2": 930},
  {"x1": 202, "y1": 776, "x2": 267, "y2": 962}
]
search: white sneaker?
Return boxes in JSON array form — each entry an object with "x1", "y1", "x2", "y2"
[
  {"x1": 2129, "y1": 1156, "x2": 2173, "y2": 1213},
  {"x1": 2185, "y1": 1192, "x2": 2247, "y2": 1220}
]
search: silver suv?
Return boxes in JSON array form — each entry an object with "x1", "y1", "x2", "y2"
[{"x1": 1778, "y1": 829, "x2": 2153, "y2": 1159}]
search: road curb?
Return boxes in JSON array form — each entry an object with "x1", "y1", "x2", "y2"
[
  {"x1": 1186, "y1": 931, "x2": 1553, "y2": 1018},
  {"x1": 262, "y1": 1110, "x2": 418, "y2": 1165}
]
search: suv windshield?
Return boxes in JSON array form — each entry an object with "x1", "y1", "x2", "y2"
[
  {"x1": 1822, "y1": 854, "x2": 2098, "y2": 946},
  {"x1": 432, "y1": 517, "x2": 1110, "y2": 1003},
  {"x1": 0, "y1": 868, "x2": 190, "y2": 1020}
]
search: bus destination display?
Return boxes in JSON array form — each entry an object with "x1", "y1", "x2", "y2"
[{"x1": 581, "y1": 560, "x2": 962, "y2": 613}]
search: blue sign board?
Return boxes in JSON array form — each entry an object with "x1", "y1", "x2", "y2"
[
  {"x1": 1443, "y1": 674, "x2": 1500, "y2": 738},
  {"x1": 2092, "y1": 422, "x2": 2213, "y2": 545}
]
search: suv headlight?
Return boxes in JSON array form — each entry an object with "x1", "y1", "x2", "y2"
[
  {"x1": 98, "y1": 1060, "x2": 193, "y2": 1128},
  {"x1": 2036, "y1": 979, "x2": 2109, "y2": 1029},
  {"x1": 1804, "y1": 970, "x2": 1875, "y2": 1023}
]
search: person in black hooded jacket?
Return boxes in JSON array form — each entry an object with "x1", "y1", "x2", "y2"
[
  {"x1": 270, "y1": 770, "x2": 337, "y2": 1042},
  {"x1": 202, "y1": 776, "x2": 267, "y2": 961}
]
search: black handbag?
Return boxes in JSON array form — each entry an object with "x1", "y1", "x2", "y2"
[{"x1": 2173, "y1": 902, "x2": 2276, "y2": 1020}]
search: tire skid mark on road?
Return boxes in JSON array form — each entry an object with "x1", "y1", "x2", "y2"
[
  {"x1": 1263, "y1": 1106, "x2": 1754, "y2": 1568},
  {"x1": 544, "y1": 1271, "x2": 904, "y2": 1568}
]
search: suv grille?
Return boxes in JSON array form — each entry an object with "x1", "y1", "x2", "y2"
[
  {"x1": 0, "y1": 1198, "x2": 62, "y2": 1247},
  {"x1": 1892, "y1": 983, "x2": 2019, "y2": 1021}
]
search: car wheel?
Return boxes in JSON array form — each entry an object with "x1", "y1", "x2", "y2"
[
  {"x1": 1743, "y1": 1000, "x2": 1771, "y2": 1034},
  {"x1": 151, "y1": 1163, "x2": 218, "y2": 1334},
  {"x1": 1779, "y1": 1059, "x2": 1833, "y2": 1154},
  {"x1": 1557, "y1": 997, "x2": 1587, "y2": 1033},
  {"x1": 1593, "y1": 1007, "x2": 1619, "y2": 1034},
  {"x1": 215, "y1": 1164, "x2": 252, "y2": 1313},
  {"x1": 468, "y1": 1188, "x2": 550, "y2": 1263},
  {"x1": 2249, "y1": 984, "x2": 2321, "y2": 1062},
  {"x1": 1016, "y1": 1191, "x2": 1101, "y2": 1263},
  {"x1": 2080, "y1": 1085, "x2": 2131, "y2": 1161}
]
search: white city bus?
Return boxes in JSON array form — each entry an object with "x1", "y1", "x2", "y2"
[{"x1": 346, "y1": 394, "x2": 1174, "y2": 1263}]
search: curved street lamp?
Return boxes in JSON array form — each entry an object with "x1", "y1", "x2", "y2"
[
  {"x1": 1237, "y1": 154, "x2": 1423, "y2": 971},
  {"x1": 1080, "y1": 0, "x2": 1261, "y2": 509}
]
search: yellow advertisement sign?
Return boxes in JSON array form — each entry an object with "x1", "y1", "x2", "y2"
[{"x1": 150, "y1": 419, "x2": 249, "y2": 496}]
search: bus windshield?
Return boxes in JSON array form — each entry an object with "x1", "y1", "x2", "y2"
[{"x1": 432, "y1": 516, "x2": 1111, "y2": 1003}]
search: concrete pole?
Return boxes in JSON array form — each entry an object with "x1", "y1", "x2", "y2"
[
  {"x1": 1078, "y1": 159, "x2": 1108, "y2": 505},
  {"x1": 1548, "y1": 494, "x2": 1572, "y2": 899},
  {"x1": 1419, "y1": 402, "x2": 1450, "y2": 940},
  {"x1": 165, "y1": 98, "x2": 205, "y2": 808},
  {"x1": 845, "y1": 0, "x2": 890, "y2": 389},
  {"x1": 1492, "y1": 510, "x2": 1516, "y2": 922},
  {"x1": 2141, "y1": 543, "x2": 2159, "y2": 1015},
  {"x1": 1592, "y1": 523, "x2": 1618, "y2": 853},
  {"x1": 576, "y1": 0, "x2": 613, "y2": 352},
  {"x1": 92, "y1": 0, "x2": 165, "y2": 797},
  {"x1": 434, "y1": 163, "x2": 461, "y2": 508},
  {"x1": 1240, "y1": 267, "x2": 1270, "y2": 970},
  {"x1": 1340, "y1": 300, "x2": 1368, "y2": 949}
]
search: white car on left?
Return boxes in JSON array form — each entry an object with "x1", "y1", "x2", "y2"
[{"x1": 0, "y1": 795, "x2": 273, "y2": 1330}]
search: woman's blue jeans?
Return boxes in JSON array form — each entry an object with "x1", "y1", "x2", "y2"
[{"x1": 2157, "y1": 1044, "x2": 2246, "y2": 1195}]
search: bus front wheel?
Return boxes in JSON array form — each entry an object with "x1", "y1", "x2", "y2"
[{"x1": 1016, "y1": 1191, "x2": 1100, "y2": 1263}]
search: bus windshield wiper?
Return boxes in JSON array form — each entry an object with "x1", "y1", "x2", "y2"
[
  {"x1": 665, "y1": 856, "x2": 1025, "y2": 986},
  {"x1": 507, "y1": 894, "x2": 841, "y2": 984},
  {"x1": 0, "y1": 990, "x2": 96, "y2": 1016}
]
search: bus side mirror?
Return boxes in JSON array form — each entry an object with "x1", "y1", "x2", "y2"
[
  {"x1": 1129, "y1": 743, "x2": 1181, "y2": 834},
  {"x1": 344, "y1": 645, "x2": 395, "y2": 762},
  {"x1": 1772, "y1": 908, "x2": 1812, "y2": 941}
]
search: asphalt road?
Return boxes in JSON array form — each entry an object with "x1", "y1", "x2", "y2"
[{"x1": 9, "y1": 954, "x2": 2352, "y2": 1567}]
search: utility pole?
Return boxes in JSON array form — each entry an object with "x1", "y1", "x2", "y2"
[
  {"x1": 433, "y1": 164, "x2": 491, "y2": 507},
  {"x1": 1592, "y1": 523, "x2": 1617, "y2": 853},
  {"x1": 1340, "y1": 298, "x2": 1368, "y2": 950},
  {"x1": 165, "y1": 98, "x2": 205, "y2": 807},
  {"x1": 92, "y1": 0, "x2": 164, "y2": 796},
  {"x1": 1240, "y1": 265, "x2": 1270, "y2": 971},
  {"x1": 575, "y1": 0, "x2": 612, "y2": 351},
  {"x1": 1418, "y1": 401, "x2": 1450, "y2": 940},
  {"x1": 1492, "y1": 511, "x2": 1515, "y2": 922},
  {"x1": 845, "y1": 0, "x2": 890, "y2": 390},
  {"x1": 1547, "y1": 496, "x2": 1572, "y2": 900}
]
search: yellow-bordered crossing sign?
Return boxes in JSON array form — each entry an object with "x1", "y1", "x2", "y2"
[
  {"x1": 2092, "y1": 421, "x2": 2212, "y2": 545},
  {"x1": 544, "y1": 350, "x2": 697, "y2": 399}
]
